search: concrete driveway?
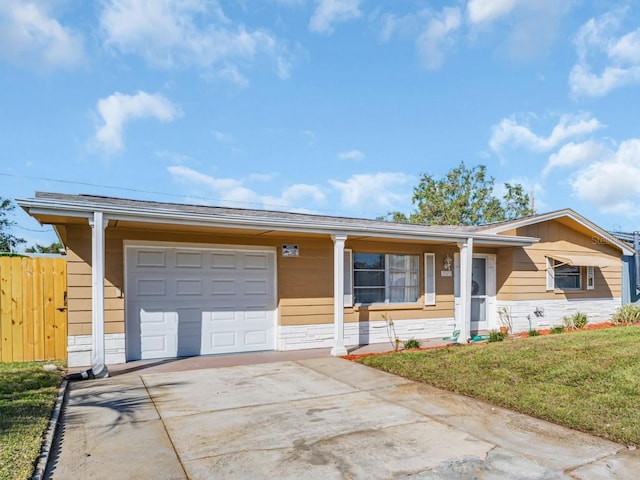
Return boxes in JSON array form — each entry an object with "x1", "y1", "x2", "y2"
[{"x1": 47, "y1": 357, "x2": 640, "y2": 479}]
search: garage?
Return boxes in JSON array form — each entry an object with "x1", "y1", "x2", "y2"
[{"x1": 125, "y1": 244, "x2": 276, "y2": 360}]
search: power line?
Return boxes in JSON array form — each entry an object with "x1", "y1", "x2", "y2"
[
  {"x1": 0, "y1": 171, "x2": 386, "y2": 218},
  {"x1": 15, "y1": 224, "x2": 54, "y2": 233}
]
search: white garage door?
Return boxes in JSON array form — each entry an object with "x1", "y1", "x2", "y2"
[{"x1": 125, "y1": 245, "x2": 276, "y2": 360}]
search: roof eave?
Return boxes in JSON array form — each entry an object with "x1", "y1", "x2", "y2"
[{"x1": 17, "y1": 197, "x2": 538, "y2": 247}]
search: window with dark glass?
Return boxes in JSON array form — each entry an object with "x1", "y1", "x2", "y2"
[{"x1": 554, "y1": 262, "x2": 582, "y2": 289}]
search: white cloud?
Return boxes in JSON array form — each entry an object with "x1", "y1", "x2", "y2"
[
  {"x1": 168, "y1": 165, "x2": 326, "y2": 211},
  {"x1": 543, "y1": 141, "x2": 606, "y2": 176},
  {"x1": 95, "y1": 91, "x2": 181, "y2": 152},
  {"x1": 329, "y1": 172, "x2": 414, "y2": 210},
  {"x1": 309, "y1": 0, "x2": 361, "y2": 35},
  {"x1": 168, "y1": 166, "x2": 414, "y2": 216},
  {"x1": 338, "y1": 149, "x2": 365, "y2": 161},
  {"x1": 570, "y1": 139, "x2": 640, "y2": 215},
  {"x1": 416, "y1": 7, "x2": 461, "y2": 70},
  {"x1": 466, "y1": 0, "x2": 518, "y2": 25},
  {"x1": 100, "y1": 0, "x2": 291, "y2": 83},
  {"x1": 0, "y1": 0, "x2": 84, "y2": 70},
  {"x1": 570, "y1": 10, "x2": 640, "y2": 97},
  {"x1": 489, "y1": 113, "x2": 602, "y2": 153},
  {"x1": 377, "y1": 7, "x2": 461, "y2": 70}
]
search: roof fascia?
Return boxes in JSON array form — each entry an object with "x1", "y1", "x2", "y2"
[
  {"x1": 17, "y1": 197, "x2": 538, "y2": 247},
  {"x1": 479, "y1": 209, "x2": 634, "y2": 256}
]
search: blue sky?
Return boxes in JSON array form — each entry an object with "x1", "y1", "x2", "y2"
[{"x1": 2, "y1": 0, "x2": 640, "y2": 248}]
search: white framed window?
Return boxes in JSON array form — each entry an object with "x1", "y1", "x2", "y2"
[
  {"x1": 353, "y1": 253, "x2": 419, "y2": 304},
  {"x1": 549, "y1": 258, "x2": 582, "y2": 290}
]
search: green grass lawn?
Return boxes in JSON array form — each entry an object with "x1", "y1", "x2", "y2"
[
  {"x1": 0, "y1": 362, "x2": 64, "y2": 480},
  {"x1": 359, "y1": 326, "x2": 640, "y2": 446}
]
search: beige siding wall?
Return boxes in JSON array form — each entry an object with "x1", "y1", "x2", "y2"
[
  {"x1": 63, "y1": 224, "x2": 459, "y2": 335},
  {"x1": 497, "y1": 220, "x2": 622, "y2": 301}
]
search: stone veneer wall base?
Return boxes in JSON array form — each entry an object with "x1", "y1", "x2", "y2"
[
  {"x1": 496, "y1": 298, "x2": 621, "y2": 333},
  {"x1": 277, "y1": 317, "x2": 455, "y2": 351},
  {"x1": 67, "y1": 333, "x2": 126, "y2": 367}
]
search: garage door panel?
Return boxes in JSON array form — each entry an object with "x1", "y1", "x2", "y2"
[
  {"x1": 135, "y1": 249, "x2": 167, "y2": 267},
  {"x1": 175, "y1": 279, "x2": 203, "y2": 296},
  {"x1": 211, "y1": 279, "x2": 237, "y2": 295},
  {"x1": 210, "y1": 331, "x2": 238, "y2": 349},
  {"x1": 243, "y1": 253, "x2": 269, "y2": 269},
  {"x1": 127, "y1": 246, "x2": 275, "y2": 360},
  {"x1": 135, "y1": 278, "x2": 167, "y2": 296},
  {"x1": 211, "y1": 252, "x2": 237, "y2": 269},
  {"x1": 244, "y1": 330, "x2": 268, "y2": 346},
  {"x1": 175, "y1": 251, "x2": 203, "y2": 268},
  {"x1": 140, "y1": 335, "x2": 169, "y2": 356}
]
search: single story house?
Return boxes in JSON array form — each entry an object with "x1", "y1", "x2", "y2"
[{"x1": 18, "y1": 192, "x2": 633, "y2": 373}]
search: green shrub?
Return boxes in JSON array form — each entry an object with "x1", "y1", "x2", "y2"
[
  {"x1": 528, "y1": 329, "x2": 540, "y2": 337},
  {"x1": 563, "y1": 312, "x2": 588, "y2": 330},
  {"x1": 489, "y1": 330, "x2": 506, "y2": 342},
  {"x1": 550, "y1": 326, "x2": 565, "y2": 334},
  {"x1": 403, "y1": 338, "x2": 421, "y2": 349},
  {"x1": 612, "y1": 304, "x2": 640, "y2": 324}
]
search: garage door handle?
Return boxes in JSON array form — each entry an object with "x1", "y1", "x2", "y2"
[{"x1": 57, "y1": 307, "x2": 67, "y2": 312}]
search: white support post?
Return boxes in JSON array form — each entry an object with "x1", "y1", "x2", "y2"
[
  {"x1": 331, "y1": 234, "x2": 348, "y2": 356},
  {"x1": 89, "y1": 212, "x2": 109, "y2": 378},
  {"x1": 458, "y1": 237, "x2": 474, "y2": 343}
]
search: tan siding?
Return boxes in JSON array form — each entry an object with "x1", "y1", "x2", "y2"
[
  {"x1": 497, "y1": 220, "x2": 622, "y2": 302},
  {"x1": 64, "y1": 224, "x2": 461, "y2": 334}
]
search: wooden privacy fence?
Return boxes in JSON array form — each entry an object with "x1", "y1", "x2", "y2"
[{"x1": 0, "y1": 256, "x2": 67, "y2": 362}]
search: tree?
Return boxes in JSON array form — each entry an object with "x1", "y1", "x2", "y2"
[
  {"x1": 384, "y1": 163, "x2": 534, "y2": 226},
  {"x1": 0, "y1": 198, "x2": 25, "y2": 253},
  {"x1": 25, "y1": 242, "x2": 64, "y2": 255}
]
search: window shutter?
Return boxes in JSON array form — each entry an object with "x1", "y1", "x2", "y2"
[
  {"x1": 546, "y1": 257, "x2": 555, "y2": 291},
  {"x1": 424, "y1": 253, "x2": 436, "y2": 306},
  {"x1": 587, "y1": 266, "x2": 595, "y2": 290},
  {"x1": 344, "y1": 249, "x2": 353, "y2": 306}
]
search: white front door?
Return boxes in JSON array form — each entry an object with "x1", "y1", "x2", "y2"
[
  {"x1": 126, "y1": 245, "x2": 276, "y2": 360},
  {"x1": 470, "y1": 255, "x2": 496, "y2": 332}
]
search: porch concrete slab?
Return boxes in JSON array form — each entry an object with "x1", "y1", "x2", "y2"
[
  {"x1": 62, "y1": 375, "x2": 160, "y2": 427},
  {"x1": 569, "y1": 449, "x2": 640, "y2": 479},
  {"x1": 372, "y1": 382, "x2": 620, "y2": 472},
  {"x1": 142, "y1": 360, "x2": 357, "y2": 418},
  {"x1": 47, "y1": 419, "x2": 185, "y2": 480},
  {"x1": 297, "y1": 356, "x2": 414, "y2": 390}
]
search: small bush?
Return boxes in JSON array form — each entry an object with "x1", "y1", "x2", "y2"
[
  {"x1": 612, "y1": 304, "x2": 640, "y2": 324},
  {"x1": 528, "y1": 329, "x2": 540, "y2": 337},
  {"x1": 403, "y1": 338, "x2": 421, "y2": 349},
  {"x1": 489, "y1": 330, "x2": 506, "y2": 342},
  {"x1": 550, "y1": 326, "x2": 565, "y2": 334},
  {"x1": 563, "y1": 312, "x2": 588, "y2": 330}
]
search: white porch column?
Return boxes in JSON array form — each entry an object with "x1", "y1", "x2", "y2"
[
  {"x1": 89, "y1": 212, "x2": 109, "y2": 377},
  {"x1": 331, "y1": 234, "x2": 348, "y2": 356},
  {"x1": 458, "y1": 237, "x2": 474, "y2": 343}
]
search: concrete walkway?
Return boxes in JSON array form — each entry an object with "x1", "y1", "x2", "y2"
[{"x1": 47, "y1": 357, "x2": 640, "y2": 479}]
